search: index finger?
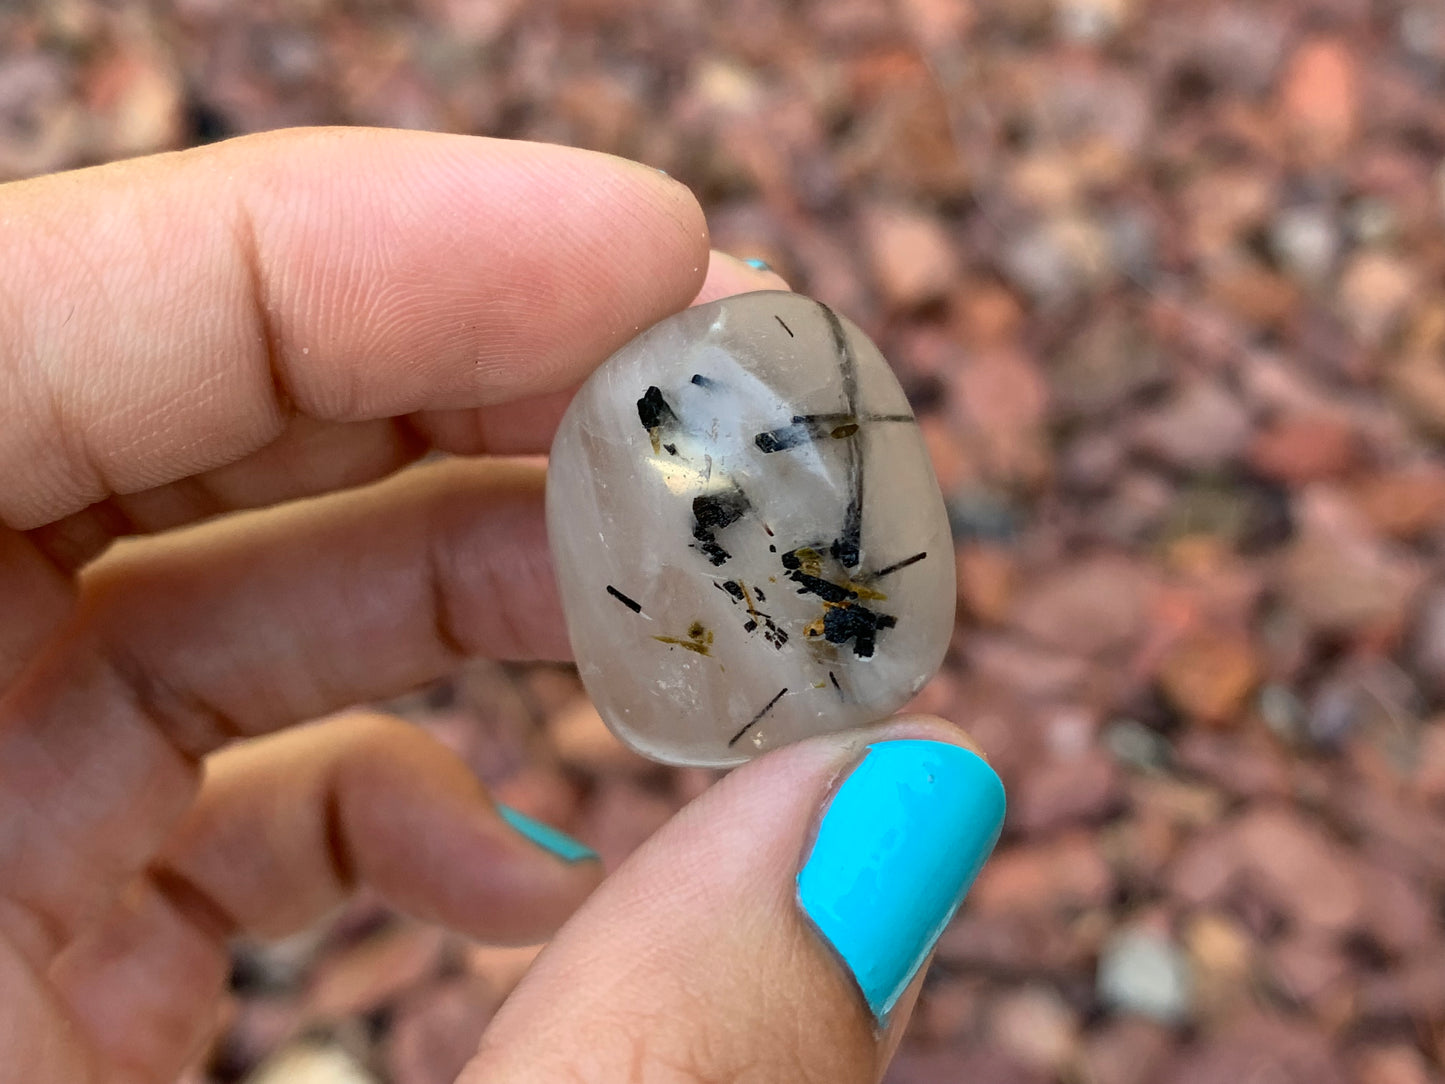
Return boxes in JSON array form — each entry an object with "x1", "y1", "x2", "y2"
[{"x1": 0, "y1": 127, "x2": 708, "y2": 530}]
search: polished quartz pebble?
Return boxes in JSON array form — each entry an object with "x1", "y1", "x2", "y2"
[{"x1": 546, "y1": 291, "x2": 955, "y2": 767}]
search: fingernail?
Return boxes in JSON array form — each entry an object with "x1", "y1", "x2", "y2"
[
  {"x1": 742, "y1": 257, "x2": 773, "y2": 272},
  {"x1": 796, "y1": 740, "x2": 1005, "y2": 1021},
  {"x1": 497, "y1": 804, "x2": 598, "y2": 864}
]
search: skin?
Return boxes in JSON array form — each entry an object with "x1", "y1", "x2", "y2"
[{"x1": 0, "y1": 128, "x2": 981, "y2": 1084}]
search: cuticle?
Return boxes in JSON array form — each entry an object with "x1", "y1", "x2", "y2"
[
  {"x1": 796, "y1": 743, "x2": 873, "y2": 871},
  {"x1": 793, "y1": 742, "x2": 895, "y2": 1034},
  {"x1": 793, "y1": 894, "x2": 896, "y2": 1034}
]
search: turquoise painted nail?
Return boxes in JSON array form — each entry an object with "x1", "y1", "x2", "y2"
[
  {"x1": 743, "y1": 257, "x2": 773, "y2": 272},
  {"x1": 797, "y1": 740, "x2": 1005, "y2": 1021},
  {"x1": 497, "y1": 805, "x2": 598, "y2": 864}
]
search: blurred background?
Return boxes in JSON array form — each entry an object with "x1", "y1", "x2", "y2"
[{"x1": 6, "y1": 0, "x2": 1445, "y2": 1081}]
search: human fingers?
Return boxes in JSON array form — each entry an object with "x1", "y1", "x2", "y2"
[
  {"x1": 0, "y1": 251, "x2": 792, "y2": 971},
  {"x1": 23, "y1": 248, "x2": 789, "y2": 574},
  {"x1": 0, "y1": 457, "x2": 561, "y2": 964},
  {"x1": 162, "y1": 712, "x2": 599, "y2": 941},
  {"x1": 5, "y1": 243, "x2": 784, "y2": 694},
  {"x1": 0, "y1": 126, "x2": 708, "y2": 533},
  {"x1": 465, "y1": 717, "x2": 1005, "y2": 1084},
  {"x1": 45, "y1": 712, "x2": 598, "y2": 1084}
]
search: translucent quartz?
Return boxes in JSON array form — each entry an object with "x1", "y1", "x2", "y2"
[{"x1": 547, "y1": 292, "x2": 955, "y2": 767}]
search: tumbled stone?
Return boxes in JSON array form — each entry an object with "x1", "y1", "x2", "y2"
[{"x1": 547, "y1": 291, "x2": 954, "y2": 766}]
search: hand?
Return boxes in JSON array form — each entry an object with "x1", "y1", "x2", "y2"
[{"x1": 0, "y1": 128, "x2": 1003, "y2": 1084}]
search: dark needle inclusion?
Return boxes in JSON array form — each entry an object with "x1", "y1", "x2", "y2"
[
  {"x1": 872, "y1": 551, "x2": 928, "y2": 579},
  {"x1": 755, "y1": 413, "x2": 913, "y2": 454},
  {"x1": 728, "y1": 686, "x2": 789, "y2": 747},
  {"x1": 822, "y1": 303, "x2": 864, "y2": 569},
  {"x1": 606, "y1": 585, "x2": 644, "y2": 613}
]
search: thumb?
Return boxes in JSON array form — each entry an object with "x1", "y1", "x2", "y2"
[{"x1": 462, "y1": 716, "x2": 1006, "y2": 1083}]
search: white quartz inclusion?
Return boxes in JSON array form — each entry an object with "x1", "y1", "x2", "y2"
[{"x1": 546, "y1": 291, "x2": 955, "y2": 767}]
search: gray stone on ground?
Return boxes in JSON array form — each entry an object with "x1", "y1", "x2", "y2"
[{"x1": 1098, "y1": 927, "x2": 1194, "y2": 1023}]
